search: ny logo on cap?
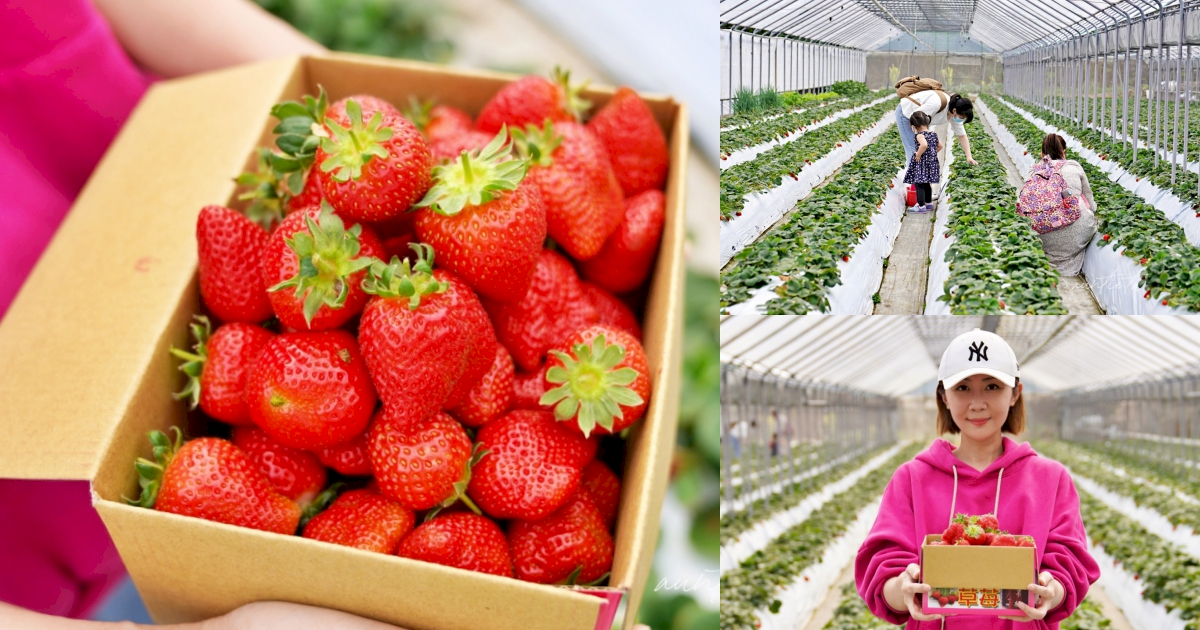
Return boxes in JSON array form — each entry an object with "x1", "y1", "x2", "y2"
[{"x1": 968, "y1": 341, "x2": 988, "y2": 362}]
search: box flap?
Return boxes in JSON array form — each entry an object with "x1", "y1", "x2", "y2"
[{"x1": 0, "y1": 57, "x2": 300, "y2": 480}]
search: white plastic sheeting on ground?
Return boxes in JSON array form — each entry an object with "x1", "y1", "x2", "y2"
[
  {"x1": 720, "y1": 443, "x2": 904, "y2": 574},
  {"x1": 720, "y1": 445, "x2": 873, "y2": 515},
  {"x1": 755, "y1": 498, "x2": 881, "y2": 630},
  {"x1": 720, "y1": 111, "x2": 894, "y2": 268},
  {"x1": 1071, "y1": 449, "x2": 1200, "y2": 506},
  {"x1": 721, "y1": 95, "x2": 895, "y2": 169},
  {"x1": 1088, "y1": 538, "x2": 1189, "y2": 630},
  {"x1": 980, "y1": 98, "x2": 1187, "y2": 315},
  {"x1": 922, "y1": 140, "x2": 958, "y2": 315},
  {"x1": 1066, "y1": 468, "x2": 1200, "y2": 561}
]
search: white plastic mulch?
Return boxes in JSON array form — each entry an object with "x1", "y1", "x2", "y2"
[
  {"x1": 1064, "y1": 467, "x2": 1200, "y2": 561},
  {"x1": 1088, "y1": 537, "x2": 1188, "y2": 630},
  {"x1": 721, "y1": 95, "x2": 896, "y2": 170},
  {"x1": 922, "y1": 139, "x2": 958, "y2": 316}
]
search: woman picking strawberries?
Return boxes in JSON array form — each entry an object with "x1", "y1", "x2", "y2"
[{"x1": 855, "y1": 328, "x2": 1099, "y2": 629}]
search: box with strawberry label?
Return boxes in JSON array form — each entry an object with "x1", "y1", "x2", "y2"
[
  {"x1": 0, "y1": 53, "x2": 686, "y2": 630},
  {"x1": 921, "y1": 514, "x2": 1037, "y2": 617}
]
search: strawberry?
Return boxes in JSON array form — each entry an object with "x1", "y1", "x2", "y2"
[
  {"x1": 585, "y1": 87, "x2": 670, "y2": 196},
  {"x1": 938, "y1": 597, "x2": 949, "y2": 606},
  {"x1": 369, "y1": 410, "x2": 482, "y2": 512},
  {"x1": 542, "y1": 325, "x2": 651, "y2": 438},
  {"x1": 977, "y1": 514, "x2": 999, "y2": 531},
  {"x1": 170, "y1": 316, "x2": 273, "y2": 425},
  {"x1": 948, "y1": 595, "x2": 958, "y2": 603},
  {"x1": 580, "y1": 282, "x2": 642, "y2": 340},
  {"x1": 302, "y1": 488, "x2": 415, "y2": 554},
  {"x1": 579, "y1": 189, "x2": 666, "y2": 294},
  {"x1": 991, "y1": 534, "x2": 1018, "y2": 547},
  {"x1": 447, "y1": 344, "x2": 515, "y2": 428},
  {"x1": 581, "y1": 460, "x2": 620, "y2": 529},
  {"x1": 414, "y1": 129, "x2": 546, "y2": 302},
  {"x1": 426, "y1": 105, "x2": 474, "y2": 143},
  {"x1": 428, "y1": 130, "x2": 495, "y2": 163},
  {"x1": 315, "y1": 432, "x2": 373, "y2": 477},
  {"x1": 509, "y1": 489, "x2": 614, "y2": 584},
  {"x1": 512, "y1": 363, "x2": 551, "y2": 410},
  {"x1": 1017, "y1": 536, "x2": 1035, "y2": 547},
  {"x1": 397, "y1": 512, "x2": 513, "y2": 577},
  {"x1": 513, "y1": 121, "x2": 624, "y2": 260},
  {"x1": 262, "y1": 204, "x2": 385, "y2": 330},
  {"x1": 232, "y1": 426, "x2": 327, "y2": 504},
  {"x1": 467, "y1": 410, "x2": 590, "y2": 520},
  {"x1": 358, "y1": 246, "x2": 497, "y2": 424},
  {"x1": 197, "y1": 205, "x2": 274, "y2": 323},
  {"x1": 983, "y1": 532, "x2": 995, "y2": 545},
  {"x1": 932, "y1": 590, "x2": 942, "y2": 599},
  {"x1": 954, "y1": 539, "x2": 972, "y2": 546},
  {"x1": 128, "y1": 429, "x2": 300, "y2": 535},
  {"x1": 942, "y1": 522, "x2": 965, "y2": 544},
  {"x1": 245, "y1": 330, "x2": 377, "y2": 450},
  {"x1": 475, "y1": 68, "x2": 589, "y2": 134},
  {"x1": 484, "y1": 249, "x2": 599, "y2": 372},
  {"x1": 963, "y1": 524, "x2": 987, "y2": 546},
  {"x1": 285, "y1": 166, "x2": 325, "y2": 214},
  {"x1": 316, "y1": 97, "x2": 433, "y2": 223}
]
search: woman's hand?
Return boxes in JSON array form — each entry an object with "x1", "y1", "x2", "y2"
[
  {"x1": 885, "y1": 563, "x2": 943, "y2": 622},
  {"x1": 1009, "y1": 572, "x2": 1064, "y2": 623}
]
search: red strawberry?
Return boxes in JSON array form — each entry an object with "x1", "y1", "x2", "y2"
[
  {"x1": 512, "y1": 363, "x2": 551, "y2": 410},
  {"x1": 942, "y1": 522, "x2": 965, "y2": 544},
  {"x1": 170, "y1": 317, "x2": 273, "y2": 425},
  {"x1": 580, "y1": 282, "x2": 642, "y2": 340},
  {"x1": 316, "y1": 97, "x2": 433, "y2": 223},
  {"x1": 197, "y1": 205, "x2": 274, "y2": 323},
  {"x1": 542, "y1": 325, "x2": 651, "y2": 438},
  {"x1": 428, "y1": 129, "x2": 495, "y2": 163},
  {"x1": 369, "y1": 410, "x2": 482, "y2": 512},
  {"x1": 245, "y1": 330, "x2": 377, "y2": 450},
  {"x1": 467, "y1": 410, "x2": 590, "y2": 520},
  {"x1": 581, "y1": 460, "x2": 620, "y2": 529},
  {"x1": 315, "y1": 432, "x2": 374, "y2": 477},
  {"x1": 358, "y1": 246, "x2": 497, "y2": 424},
  {"x1": 983, "y1": 532, "x2": 995, "y2": 545},
  {"x1": 232, "y1": 426, "x2": 327, "y2": 504},
  {"x1": 579, "y1": 189, "x2": 666, "y2": 294},
  {"x1": 475, "y1": 69, "x2": 589, "y2": 134},
  {"x1": 932, "y1": 590, "x2": 942, "y2": 599},
  {"x1": 991, "y1": 534, "x2": 1018, "y2": 547},
  {"x1": 1017, "y1": 536, "x2": 1035, "y2": 547},
  {"x1": 938, "y1": 597, "x2": 949, "y2": 606},
  {"x1": 1102, "y1": 234, "x2": 1110, "y2": 241},
  {"x1": 977, "y1": 514, "x2": 999, "y2": 531},
  {"x1": 262, "y1": 204, "x2": 385, "y2": 330},
  {"x1": 447, "y1": 344, "x2": 515, "y2": 428},
  {"x1": 513, "y1": 121, "x2": 624, "y2": 260},
  {"x1": 302, "y1": 488, "x2": 415, "y2": 554},
  {"x1": 397, "y1": 512, "x2": 513, "y2": 577},
  {"x1": 414, "y1": 129, "x2": 547, "y2": 302},
  {"x1": 963, "y1": 524, "x2": 987, "y2": 546},
  {"x1": 129, "y1": 429, "x2": 300, "y2": 535},
  {"x1": 484, "y1": 249, "x2": 600, "y2": 372},
  {"x1": 586, "y1": 87, "x2": 670, "y2": 196},
  {"x1": 509, "y1": 489, "x2": 614, "y2": 584},
  {"x1": 948, "y1": 595, "x2": 958, "y2": 603},
  {"x1": 426, "y1": 105, "x2": 474, "y2": 142}
]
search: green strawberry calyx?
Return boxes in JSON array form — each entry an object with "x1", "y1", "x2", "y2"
[
  {"x1": 510, "y1": 120, "x2": 563, "y2": 168},
  {"x1": 270, "y1": 203, "x2": 376, "y2": 326},
  {"x1": 425, "y1": 443, "x2": 488, "y2": 522},
  {"x1": 541, "y1": 333, "x2": 645, "y2": 438},
  {"x1": 168, "y1": 315, "x2": 211, "y2": 410},
  {"x1": 319, "y1": 98, "x2": 394, "y2": 183},
  {"x1": 414, "y1": 127, "x2": 529, "y2": 216},
  {"x1": 298, "y1": 482, "x2": 347, "y2": 531},
  {"x1": 362, "y1": 243, "x2": 448, "y2": 309},
  {"x1": 124, "y1": 427, "x2": 184, "y2": 509},
  {"x1": 403, "y1": 96, "x2": 434, "y2": 133},
  {"x1": 553, "y1": 66, "x2": 592, "y2": 121}
]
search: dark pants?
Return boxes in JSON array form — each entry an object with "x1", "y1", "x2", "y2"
[{"x1": 915, "y1": 183, "x2": 932, "y2": 206}]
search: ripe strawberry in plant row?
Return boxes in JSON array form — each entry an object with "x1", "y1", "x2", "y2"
[
  {"x1": 512, "y1": 121, "x2": 624, "y2": 260},
  {"x1": 585, "y1": 86, "x2": 669, "y2": 196},
  {"x1": 397, "y1": 512, "x2": 513, "y2": 577},
  {"x1": 358, "y1": 245, "x2": 496, "y2": 424},
  {"x1": 245, "y1": 330, "x2": 377, "y2": 450},
  {"x1": 170, "y1": 316, "x2": 273, "y2": 425},
  {"x1": 197, "y1": 205, "x2": 274, "y2": 323},
  {"x1": 369, "y1": 410, "x2": 483, "y2": 512},
  {"x1": 128, "y1": 429, "x2": 300, "y2": 535},
  {"x1": 232, "y1": 425, "x2": 327, "y2": 504},
  {"x1": 580, "y1": 189, "x2": 666, "y2": 295},
  {"x1": 414, "y1": 129, "x2": 547, "y2": 302},
  {"x1": 509, "y1": 488, "x2": 614, "y2": 584},
  {"x1": 447, "y1": 343, "x2": 515, "y2": 429},
  {"x1": 581, "y1": 460, "x2": 620, "y2": 529},
  {"x1": 580, "y1": 282, "x2": 642, "y2": 340},
  {"x1": 302, "y1": 488, "x2": 415, "y2": 554},
  {"x1": 542, "y1": 324, "x2": 651, "y2": 438},
  {"x1": 315, "y1": 432, "x2": 373, "y2": 477},
  {"x1": 262, "y1": 204, "x2": 385, "y2": 330},
  {"x1": 475, "y1": 68, "x2": 589, "y2": 134},
  {"x1": 467, "y1": 410, "x2": 591, "y2": 520}
]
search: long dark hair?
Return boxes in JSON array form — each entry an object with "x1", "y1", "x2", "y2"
[
  {"x1": 1042, "y1": 133, "x2": 1067, "y2": 160},
  {"x1": 949, "y1": 94, "x2": 974, "y2": 124}
]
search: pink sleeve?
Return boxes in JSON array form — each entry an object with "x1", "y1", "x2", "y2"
[
  {"x1": 1040, "y1": 469, "x2": 1101, "y2": 624},
  {"x1": 854, "y1": 465, "x2": 919, "y2": 625}
]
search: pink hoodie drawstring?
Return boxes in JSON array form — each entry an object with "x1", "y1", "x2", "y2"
[{"x1": 941, "y1": 466, "x2": 1005, "y2": 630}]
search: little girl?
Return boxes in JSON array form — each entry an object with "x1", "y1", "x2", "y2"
[{"x1": 904, "y1": 111, "x2": 940, "y2": 213}]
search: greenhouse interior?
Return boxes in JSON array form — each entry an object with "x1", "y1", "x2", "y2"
[
  {"x1": 719, "y1": 314, "x2": 1200, "y2": 630},
  {"x1": 719, "y1": 0, "x2": 1200, "y2": 317}
]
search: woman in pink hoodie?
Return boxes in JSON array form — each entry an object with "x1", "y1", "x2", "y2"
[{"x1": 855, "y1": 329, "x2": 1100, "y2": 629}]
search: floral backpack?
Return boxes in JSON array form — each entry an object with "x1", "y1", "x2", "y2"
[{"x1": 1017, "y1": 158, "x2": 1081, "y2": 234}]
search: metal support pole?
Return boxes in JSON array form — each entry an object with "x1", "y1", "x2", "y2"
[
  {"x1": 1174, "y1": 2, "x2": 1186, "y2": 184},
  {"x1": 1134, "y1": 1, "x2": 1148, "y2": 164},
  {"x1": 1153, "y1": 0, "x2": 1166, "y2": 169}
]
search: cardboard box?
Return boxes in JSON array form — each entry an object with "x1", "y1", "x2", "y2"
[
  {"x1": 920, "y1": 535, "x2": 1036, "y2": 616},
  {"x1": 0, "y1": 53, "x2": 687, "y2": 630}
]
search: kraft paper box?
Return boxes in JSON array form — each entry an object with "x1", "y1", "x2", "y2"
[
  {"x1": 0, "y1": 53, "x2": 687, "y2": 630},
  {"x1": 920, "y1": 535, "x2": 1036, "y2": 617}
]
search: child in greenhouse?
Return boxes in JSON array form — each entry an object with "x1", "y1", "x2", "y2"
[
  {"x1": 904, "y1": 112, "x2": 939, "y2": 213},
  {"x1": 854, "y1": 328, "x2": 1100, "y2": 629}
]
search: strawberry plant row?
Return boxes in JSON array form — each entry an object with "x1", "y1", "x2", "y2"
[
  {"x1": 720, "y1": 92, "x2": 842, "y2": 130},
  {"x1": 983, "y1": 95, "x2": 1200, "y2": 311},
  {"x1": 1060, "y1": 595, "x2": 1115, "y2": 630},
  {"x1": 719, "y1": 128, "x2": 901, "y2": 312},
  {"x1": 720, "y1": 91, "x2": 886, "y2": 156},
  {"x1": 720, "y1": 444, "x2": 923, "y2": 630},
  {"x1": 720, "y1": 443, "x2": 893, "y2": 544},
  {"x1": 938, "y1": 105, "x2": 1067, "y2": 314},
  {"x1": 822, "y1": 582, "x2": 903, "y2": 630},
  {"x1": 720, "y1": 99, "x2": 896, "y2": 221},
  {"x1": 1069, "y1": 440, "x2": 1200, "y2": 508}
]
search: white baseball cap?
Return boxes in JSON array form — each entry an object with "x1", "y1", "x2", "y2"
[{"x1": 938, "y1": 328, "x2": 1020, "y2": 389}]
